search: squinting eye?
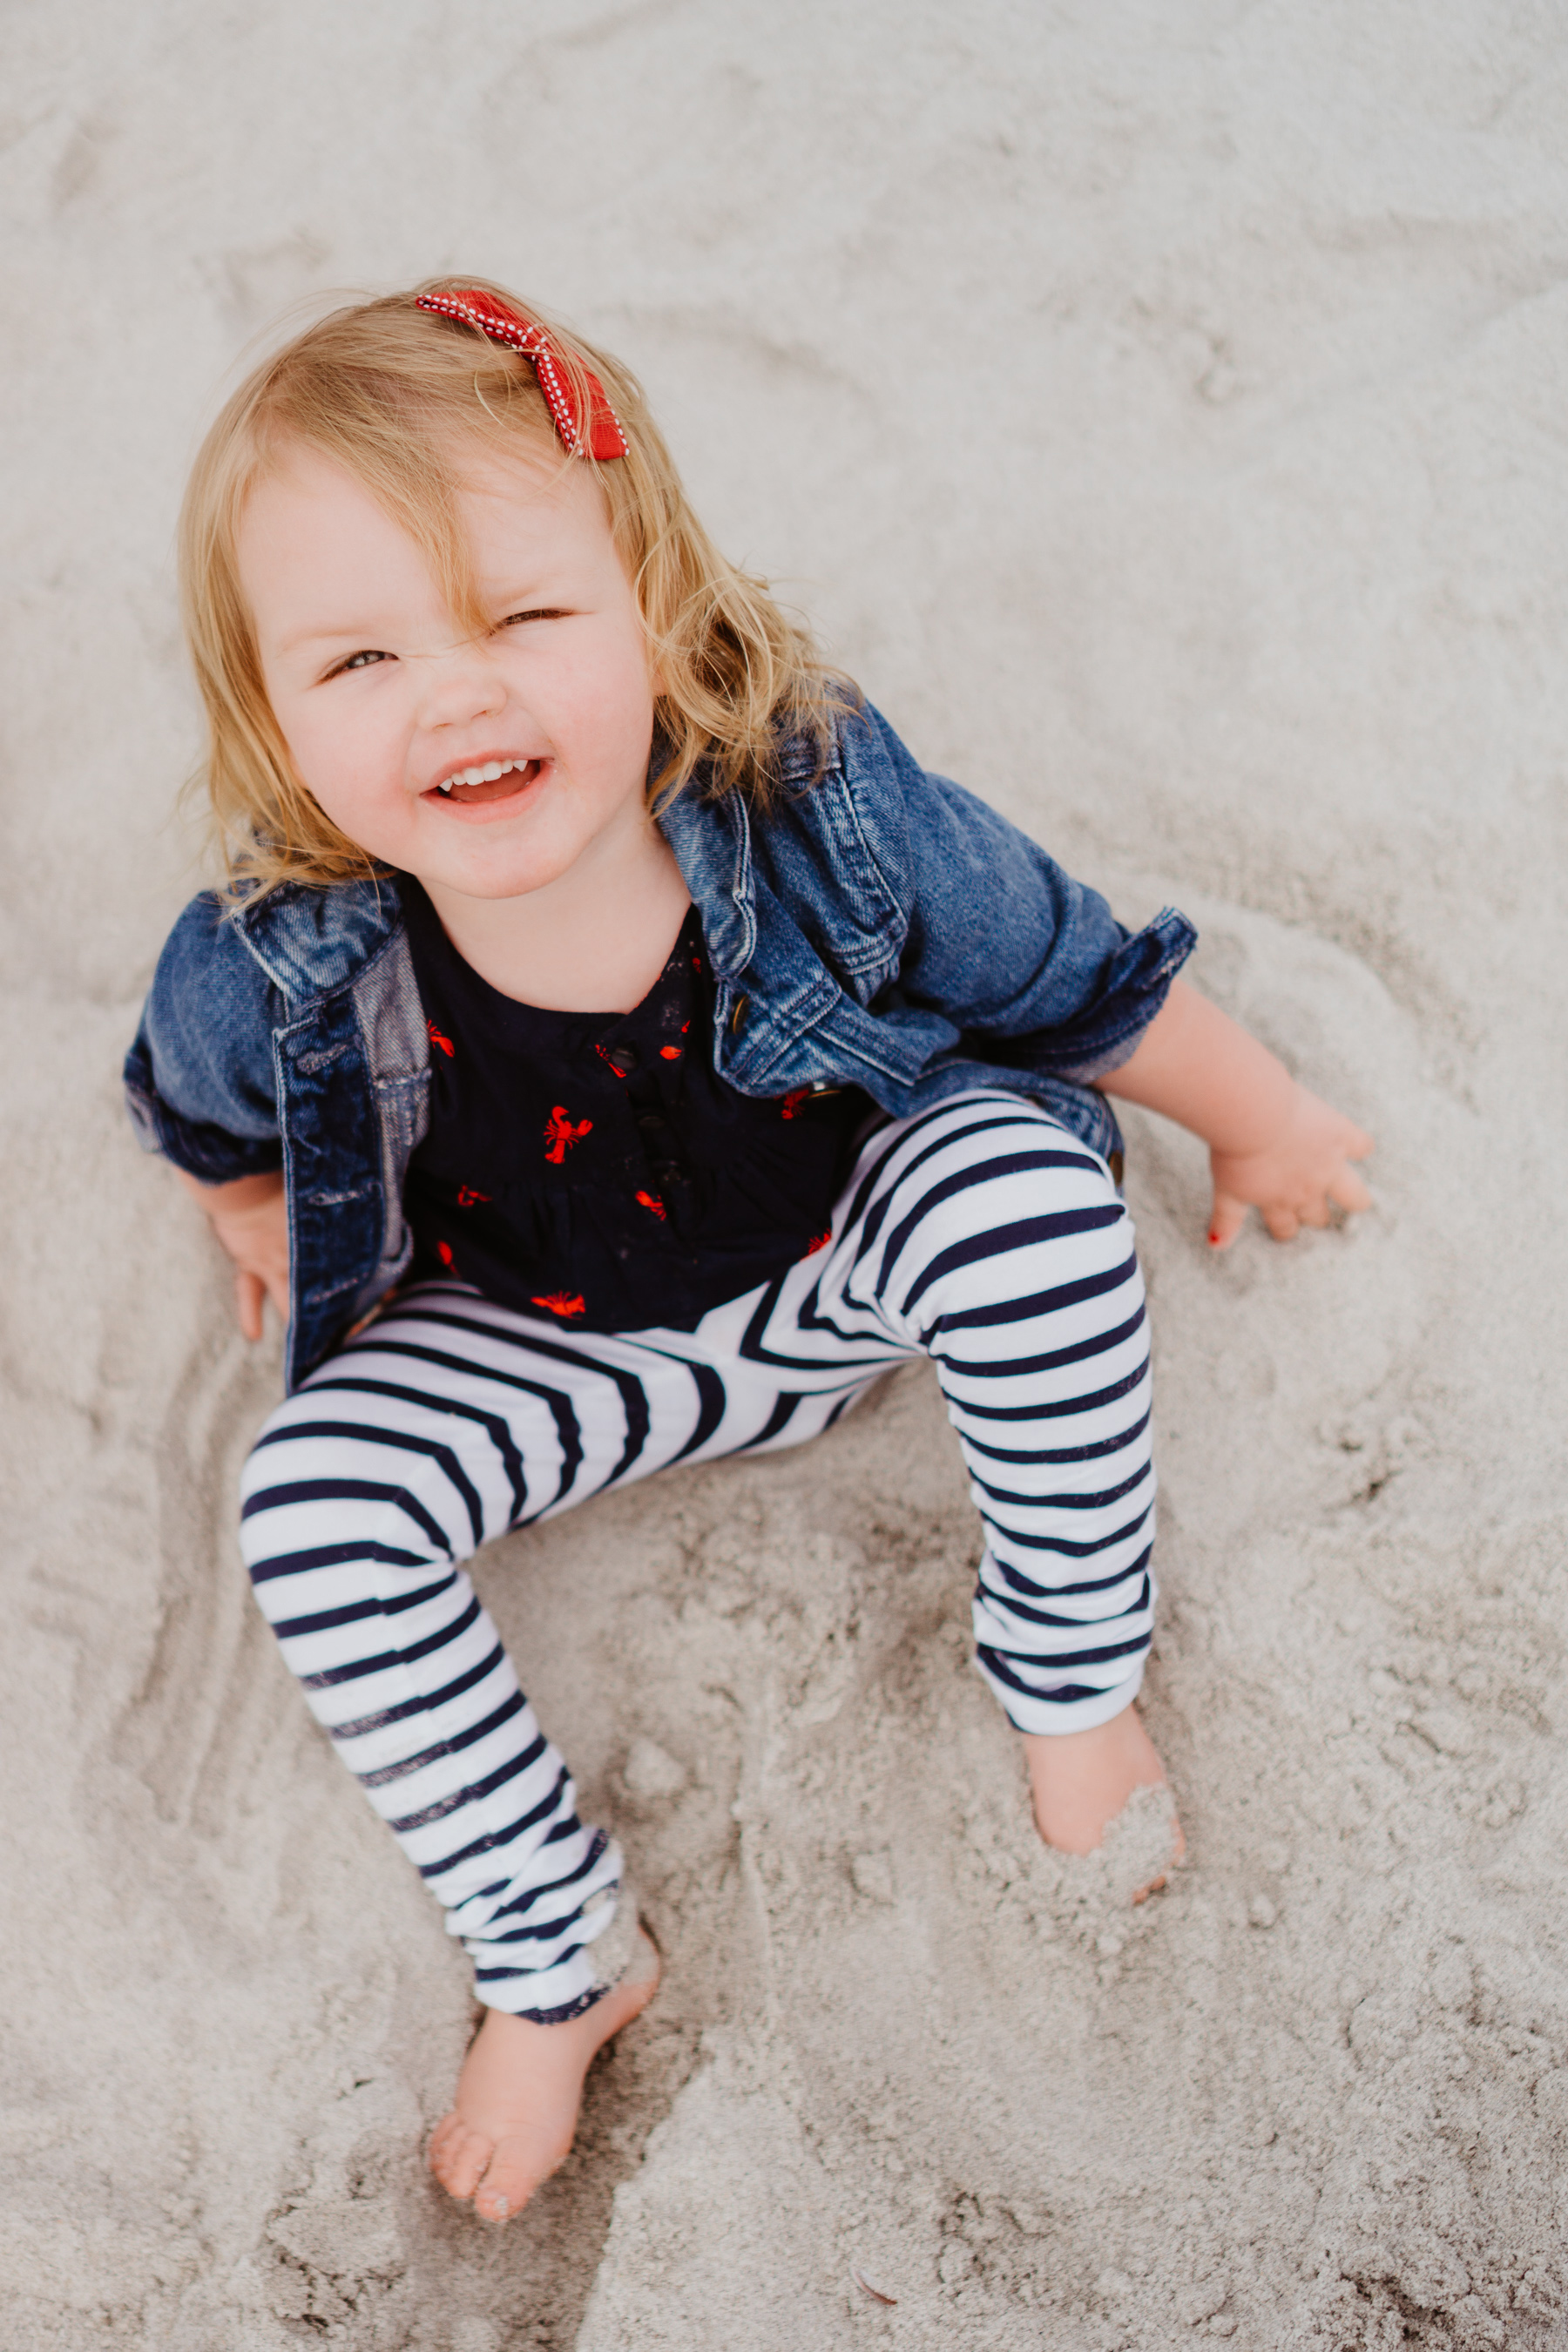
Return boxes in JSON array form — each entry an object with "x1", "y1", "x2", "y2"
[{"x1": 337, "y1": 649, "x2": 389, "y2": 674}]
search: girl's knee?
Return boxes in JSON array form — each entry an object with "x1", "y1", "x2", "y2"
[
  {"x1": 236, "y1": 1389, "x2": 475, "y2": 1589},
  {"x1": 238, "y1": 1389, "x2": 337, "y2": 1525},
  {"x1": 892, "y1": 1112, "x2": 1126, "y2": 1266}
]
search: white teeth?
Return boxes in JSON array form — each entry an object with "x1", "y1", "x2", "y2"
[{"x1": 436, "y1": 757, "x2": 530, "y2": 795}]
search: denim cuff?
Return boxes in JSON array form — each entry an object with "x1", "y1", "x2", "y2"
[
  {"x1": 123, "y1": 1035, "x2": 283, "y2": 1185},
  {"x1": 1046, "y1": 907, "x2": 1199, "y2": 1084}
]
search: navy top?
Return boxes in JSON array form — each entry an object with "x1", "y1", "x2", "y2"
[{"x1": 401, "y1": 882, "x2": 872, "y2": 1332}]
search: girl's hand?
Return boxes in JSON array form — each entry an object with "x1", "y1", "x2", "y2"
[
  {"x1": 173, "y1": 1167, "x2": 289, "y2": 1340},
  {"x1": 1208, "y1": 1084, "x2": 1372, "y2": 1249},
  {"x1": 1098, "y1": 983, "x2": 1373, "y2": 1253}
]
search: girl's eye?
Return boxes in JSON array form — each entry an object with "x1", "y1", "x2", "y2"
[
  {"x1": 338, "y1": 649, "x2": 389, "y2": 673},
  {"x1": 498, "y1": 607, "x2": 564, "y2": 630}
]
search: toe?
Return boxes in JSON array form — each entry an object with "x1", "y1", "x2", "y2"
[
  {"x1": 474, "y1": 2126, "x2": 571, "y2": 2222},
  {"x1": 429, "y1": 2113, "x2": 494, "y2": 2200}
]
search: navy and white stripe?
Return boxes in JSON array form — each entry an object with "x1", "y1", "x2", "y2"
[{"x1": 239, "y1": 1092, "x2": 1155, "y2": 2015}]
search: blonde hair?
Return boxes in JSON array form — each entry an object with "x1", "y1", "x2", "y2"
[{"x1": 179, "y1": 278, "x2": 848, "y2": 895}]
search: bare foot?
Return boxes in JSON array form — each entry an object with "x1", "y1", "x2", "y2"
[
  {"x1": 427, "y1": 1930, "x2": 660, "y2": 2221},
  {"x1": 1022, "y1": 1706, "x2": 1185, "y2": 1901}
]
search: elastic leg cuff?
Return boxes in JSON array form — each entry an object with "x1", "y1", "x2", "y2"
[
  {"x1": 472, "y1": 1880, "x2": 641, "y2": 2020},
  {"x1": 977, "y1": 1653, "x2": 1146, "y2": 1735}
]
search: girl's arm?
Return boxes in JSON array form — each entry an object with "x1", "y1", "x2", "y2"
[
  {"x1": 1097, "y1": 978, "x2": 1373, "y2": 1248},
  {"x1": 172, "y1": 1166, "x2": 289, "y2": 1339}
]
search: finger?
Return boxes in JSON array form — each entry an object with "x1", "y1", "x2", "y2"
[
  {"x1": 1298, "y1": 1195, "x2": 1331, "y2": 1230},
  {"x1": 265, "y1": 1267, "x2": 291, "y2": 1320},
  {"x1": 1207, "y1": 1192, "x2": 1248, "y2": 1251},
  {"x1": 235, "y1": 1269, "x2": 265, "y2": 1343},
  {"x1": 1329, "y1": 1166, "x2": 1373, "y2": 1216},
  {"x1": 1262, "y1": 1206, "x2": 1300, "y2": 1242},
  {"x1": 1344, "y1": 1124, "x2": 1374, "y2": 1159}
]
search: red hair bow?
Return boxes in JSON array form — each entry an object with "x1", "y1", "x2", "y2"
[{"x1": 416, "y1": 287, "x2": 629, "y2": 461}]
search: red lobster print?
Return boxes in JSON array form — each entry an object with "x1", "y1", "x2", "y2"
[
  {"x1": 456, "y1": 1187, "x2": 490, "y2": 1207},
  {"x1": 804, "y1": 1229, "x2": 832, "y2": 1255},
  {"x1": 426, "y1": 1019, "x2": 456, "y2": 1058},
  {"x1": 780, "y1": 1088, "x2": 810, "y2": 1120},
  {"x1": 543, "y1": 1105, "x2": 593, "y2": 1164},
  {"x1": 531, "y1": 1292, "x2": 586, "y2": 1318},
  {"x1": 634, "y1": 1189, "x2": 667, "y2": 1220}
]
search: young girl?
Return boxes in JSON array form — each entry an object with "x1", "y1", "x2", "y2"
[{"x1": 125, "y1": 280, "x2": 1371, "y2": 2226}]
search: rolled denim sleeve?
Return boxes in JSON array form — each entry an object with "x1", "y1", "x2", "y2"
[
  {"x1": 1003, "y1": 904, "x2": 1199, "y2": 1082},
  {"x1": 852, "y1": 705, "x2": 1196, "y2": 1078},
  {"x1": 123, "y1": 893, "x2": 284, "y2": 1182}
]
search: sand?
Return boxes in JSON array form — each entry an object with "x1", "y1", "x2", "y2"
[{"x1": 4, "y1": 3, "x2": 1567, "y2": 2344}]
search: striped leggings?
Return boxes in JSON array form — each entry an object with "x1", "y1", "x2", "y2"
[{"x1": 240, "y1": 1093, "x2": 1156, "y2": 2018}]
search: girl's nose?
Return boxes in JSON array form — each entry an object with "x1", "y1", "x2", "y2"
[{"x1": 416, "y1": 641, "x2": 508, "y2": 731}]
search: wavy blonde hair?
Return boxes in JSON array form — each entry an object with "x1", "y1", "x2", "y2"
[{"x1": 179, "y1": 278, "x2": 848, "y2": 894}]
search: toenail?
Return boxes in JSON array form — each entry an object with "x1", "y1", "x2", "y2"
[{"x1": 490, "y1": 2196, "x2": 509, "y2": 2218}]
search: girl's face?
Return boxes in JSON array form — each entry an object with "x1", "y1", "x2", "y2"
[{"x1": 238, "y1": 441, "x2": 658, "y2": 903}]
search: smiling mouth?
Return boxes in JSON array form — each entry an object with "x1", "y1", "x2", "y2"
[{"x1": 428, "y1": 757, "x2": 545, "y2": 806}]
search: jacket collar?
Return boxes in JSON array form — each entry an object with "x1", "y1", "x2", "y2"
[
  {"x1": 230, "y1": 875, "x2": 405, "y2": 1004},
  {"x1": 655, "y1": 783, "x2": 754, "y2": 977},
  {"x1": 653, "y1": 721, "x2": 841, "y2": 979}
]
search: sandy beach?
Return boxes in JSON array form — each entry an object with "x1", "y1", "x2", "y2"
[{"x1": 5, "y1": 3, "x2": 1568, "y2": 2343}]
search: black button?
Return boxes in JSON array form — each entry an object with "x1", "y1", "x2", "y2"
[
  {"x1": 602, "y1": 1043, "x2": 639, "y2": 1076},
  {"x1": 637, "y1": 1112, "x2": 666, "y2": 1136}
]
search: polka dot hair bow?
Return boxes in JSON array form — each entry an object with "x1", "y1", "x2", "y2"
[{"x1": 416, "y1": 287, "x2": 630, "y2": 461}]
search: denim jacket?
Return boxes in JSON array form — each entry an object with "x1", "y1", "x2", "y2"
[{"x1": 125, "y1": 701, "x2": 1195, "y2": 1389}]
